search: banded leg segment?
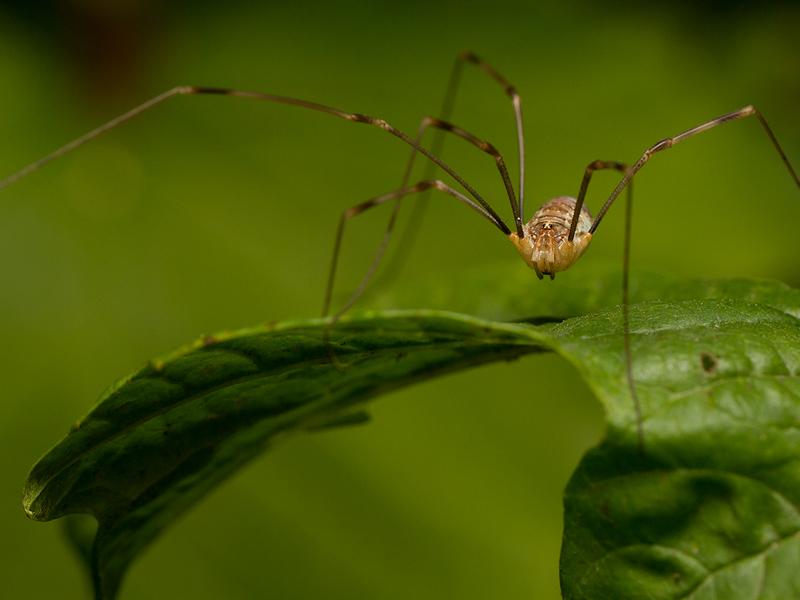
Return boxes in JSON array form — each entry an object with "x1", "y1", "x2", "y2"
[
  {"x1": 577, "y1": 107, "x2": 799, "y2": 451},
  {"x1": 460, "y1": 51, "x2": 526, "y2": 229},
  {"x1": 412, "y1": 116, "x2": 518, "y2": 229},
  {"x1": 377, "y1": 113, "x2": 519, "y2": 282},
  {"x1": 400, "y1": 52, "x2": 527, "y2": 234},
  {"x1": 567, "y1": 159, "x2": 644, "y2": 449},
  {"x1": 0, "y1": 85, "x2": 509, "y2": 235},
  {"x1": 330, "y1": 52, "x2": 526, "y2": 325},
  {"x1": 588, "y1": 106, "x2": 800, "y2": 235},
  {"x1": 568, "y1": 160, "x2": 629, "y2": 240},
  {"x1": 321, "y1": 180, "x2": 496, "y2": 318}
]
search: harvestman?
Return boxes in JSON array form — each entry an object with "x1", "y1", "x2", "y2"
[{"x1": 1, "y1": 52, "x2": 798, "y2": 448}]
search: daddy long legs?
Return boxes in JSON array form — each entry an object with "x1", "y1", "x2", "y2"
[{"x1": 1, "y1": 52, "x2": 798, "y2": 450}]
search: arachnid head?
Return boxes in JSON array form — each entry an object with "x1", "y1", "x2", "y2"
[{"x1": 508, "y1": 196, "x2": 593, "y2": 279}]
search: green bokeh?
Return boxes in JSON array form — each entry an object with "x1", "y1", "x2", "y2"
[{"x1": 2, "y1": 2, "x2": 798, "y2": 598}]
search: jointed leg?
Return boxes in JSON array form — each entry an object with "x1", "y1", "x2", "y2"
[
  {"x1": 584, "y1": 107, "x2": 798, "y2": 451},
  {"x1": 568, "y1": 160, "x2": 629, "y2": 240},
  {"x1": 586, "y1": 106, "x2": 799, "y2": 235},
  {"x1": 0, "y1": 88, "x2": 183, "y2": 191},
  {"x1": 0, "y1": 85, "x2": 509, "y2": 235},
  {"x1": 399, "y1": 52, "x2": 527, "y2": 234},
  {"x1": 321, "y1": 180, "x2": 498, "y2": 318},
  {"x1": 459, "y1": 51, "x2": 526, "y2": 228},
  {"x1": 328, "y1": 52, "x2": 526, "y2": 325},
  {"x1": 0, "y1": 64, "x2": 529, "y2": 342},
  {"x1": 564, "y1": 159, "x2": 644, "y2": 448},
  {"x1": 321, "y1": 115, "x2": 518, "y2": 320},
  {"x1": 408, "y1": 116, "x2": 519, "y2": 229}
]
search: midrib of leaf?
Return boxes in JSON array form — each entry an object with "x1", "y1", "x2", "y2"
[{"x1": 24, "y1": 312, "x2": 553, "y2": 519}]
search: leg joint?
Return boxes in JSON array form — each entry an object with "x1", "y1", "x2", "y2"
[
  {"x1": 650, "y1": 138, "x2": 673, "y2": 153},
  {"x1": 459, "y1": 50, "x2": 479, "y2": 63}
]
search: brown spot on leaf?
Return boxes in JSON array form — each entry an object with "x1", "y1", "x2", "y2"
[{"x1": 700, "y1": 352, "x2": 718, "y2": 374}]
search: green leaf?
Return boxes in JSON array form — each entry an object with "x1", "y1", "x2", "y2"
[
  {"x1": 558, "y1": 299, "x2": 800, "y2": 599},
  {"x1": 22, "y1": 270, "x2": 800, "y2": 599}
]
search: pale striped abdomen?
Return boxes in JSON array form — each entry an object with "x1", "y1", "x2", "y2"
[{"x1": 508, "y1": 196, "x2": 593, "y2": 279}]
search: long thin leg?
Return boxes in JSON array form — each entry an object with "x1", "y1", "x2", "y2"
[
  {"x1": 568, "y1": 160, "x2": 628, "y2": 240},
  {"x1": 0, "y1": 85, "x2": 511, "y2": 236},
  {"x1": 399, "y1": 52, "x2": 526, "y2": 235},
  {"x1": 321, "y1": 180, "x2": 496, "y2": 318},
  {"x1": 410, "y1": 117, "x2": 518, "y2": 227},
  {"x1": 565, "y1": 160, "x2": 644, "y2": 449},
  {"x1": 585, "y1": 106, "x2": 799, "y2": 235},
  {"x1": 325, "y1": 51, "x2": 526, "y2": 324},
  {"x1": 568, "y1": 109, "x2": 799, "y2": 449},
  {"x1": 620, "y1": 176, "x2": 642, "y2": 452},
  {"x1": 345, "y1": 115, "x2": 518, "y2": 306},
  {"x1": 459, "y1": 51, "x2": 526, "y2": 230},
  {"x1": 0, "y1": 88, "x2": 182, "y2": 191}
]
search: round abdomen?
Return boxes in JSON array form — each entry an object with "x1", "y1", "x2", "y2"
[{"x1": 509, "y1": 196, "x2": 594, "y2": 277}]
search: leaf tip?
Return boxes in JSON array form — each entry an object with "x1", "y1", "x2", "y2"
[
  {"x1": 22, "y1": 502, "x2": 36, "y2": 520},
  {"x1": 21, "y1": 482, "x2": 43, "y2": 521}
]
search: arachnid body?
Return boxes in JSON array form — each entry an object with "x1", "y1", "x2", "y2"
[{"x1": 509, "y1": 196, "x2": 593, "y2": 279}]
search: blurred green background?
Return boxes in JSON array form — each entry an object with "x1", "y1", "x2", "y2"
[{"x1": 2, "y1": 1, "x2": 798, "y2": 598}]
